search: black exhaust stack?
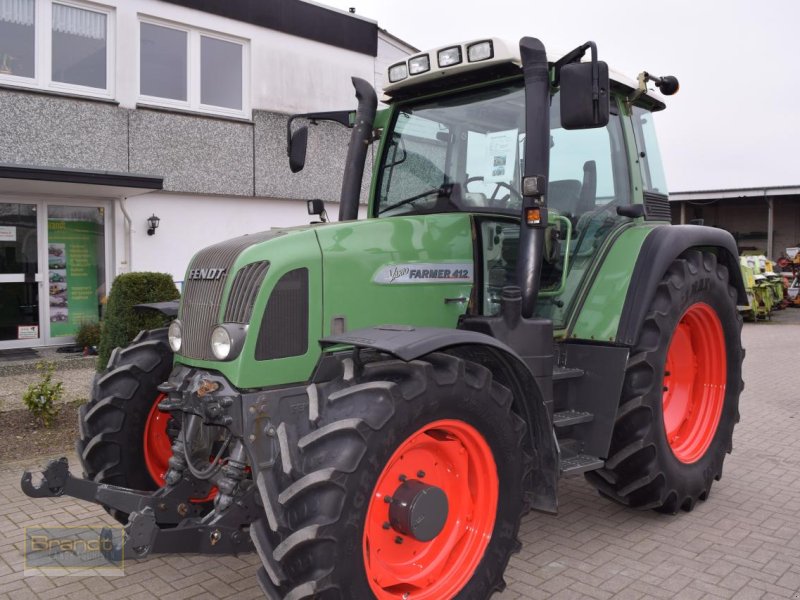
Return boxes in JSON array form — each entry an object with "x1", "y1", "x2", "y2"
[
  {"x1": 517, "y1": 37, "x2": 551, "y2": 318},
  {"x1": 339, "y1": 77, "x2": 378, "y2": 221}
]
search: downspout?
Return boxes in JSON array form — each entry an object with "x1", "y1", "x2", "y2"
[
  {"x1": 766, "y1": 190, "x2": 773, "y2": 260},
  {"x1": 339, "y1": 77, "x2": 378, "y2": 221},
  {"x1": 118, "y1": 196, "x2": 133, "y2": 273}
]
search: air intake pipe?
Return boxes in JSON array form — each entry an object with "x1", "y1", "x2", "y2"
[{"x1": 339, "y1": 77, "x2": 378, "y2": 221}]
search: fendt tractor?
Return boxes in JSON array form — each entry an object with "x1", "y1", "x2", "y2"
[{"x1": 23, "y1": 36, "x2": 745, "y2": 599}]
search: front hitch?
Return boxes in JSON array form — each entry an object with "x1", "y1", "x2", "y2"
[
  {"x1": 21, "y1": 457, "x2": 210, "y2": 524},
  {"x1": 21, "y1": 457, "x2": 259, "y2": 557}
]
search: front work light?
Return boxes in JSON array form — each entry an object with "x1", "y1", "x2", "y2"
[
  {"x1": 388, "y1": 62, "x2": 408, "y2": 83},
  {"x1": 467, "y1": 41, "x2": 493, "y2": 62},
  {"x1": 438, "y1": 46, "x2": 462, "y2": 68},
  {"x1": 408, "y1": 54, "x2": 431, "y2": 75}
]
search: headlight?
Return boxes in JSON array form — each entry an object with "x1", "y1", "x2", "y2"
[
  {"x1": 168, "y1": 320, "x2": 182, "y2": 353},
  {"x1": 211, "y1": 326, "x2": 232, "y2": 360},
  {"x1": 209, "y1": 323, "x2": 248, "y2": 361}
]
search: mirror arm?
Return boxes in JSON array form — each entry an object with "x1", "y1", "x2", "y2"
[
  {"x1": 552, "y1": 41, "x2": 600, "y2": 121},
  {"x1": 286, "y1": 110, "x2": 354, "y2": 157}
]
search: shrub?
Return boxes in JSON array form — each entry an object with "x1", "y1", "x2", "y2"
[
  {"x1": 22, "y1": 361, "x2": 64, "y2": 428},
  {"x1": 75, "y1": 320, "x2": 101, "y2": 349},
  {"x1": 97, "y1": 272, "x2": 180, "y2": 370}
]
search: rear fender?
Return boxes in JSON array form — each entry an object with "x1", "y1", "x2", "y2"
[
  {"x1": 320, "y1": 326, "x2": 559, "y2": 514},
  {"x1": 616, "y1": 225, "x2": 747, "y2": 346}
]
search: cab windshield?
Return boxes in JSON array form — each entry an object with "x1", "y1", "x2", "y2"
[{"x1": 375, "y1": 80, "x2": 630, "y2": 219}]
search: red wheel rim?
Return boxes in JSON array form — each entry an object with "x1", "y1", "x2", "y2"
[
  {"x1": 662, "y1": 302, "x2": 727, "y2": 463},
  {"x1": 363, "y1": 419, "x2": 498, "y2": 599},
  {"x1": 143, "y1": 394, "x2": 217, "y2": 502},
  {"x1": 143, "y1": 393, "x2": 173, "y2": 486}
]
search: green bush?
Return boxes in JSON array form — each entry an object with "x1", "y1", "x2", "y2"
[
  {"x1": 97, "y1": 272, "x2": 179, "y2": 370},
  {"x1": 75, "y1": 320, "x2": 101, "y2": 349},
  {"x1": 22, "y1": 361, "x2": 64, "y2": 428}
]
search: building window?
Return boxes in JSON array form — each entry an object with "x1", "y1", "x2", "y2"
[
  {"x1": 52, "y1": 3, "x2": 107, "y2": 89},
  {"x1": 0, "y1": 0, "x2": 36, "y2": 78},
  {"x1": 0, "y1": 0, "x2": 113, "y2": 98},
  {"x1": 138, "y1": 18, "x2": 248, "y2": 118},
  {"x1": 140, "y1": 22, "x2": 187, "y2": 101}
]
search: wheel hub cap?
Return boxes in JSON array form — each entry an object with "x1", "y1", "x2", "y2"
[{"x1": 388, "y1": 480, "x2": 449, "y2": 542}]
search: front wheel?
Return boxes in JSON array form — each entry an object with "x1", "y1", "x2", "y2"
[
  {"x1": 251, "y1": 353, "x2": 530, "y2": 599},
  {"x1": 586, "y1": 250, "x2": 743, "y2": 513}
]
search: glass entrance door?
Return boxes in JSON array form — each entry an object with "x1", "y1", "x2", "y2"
[{"x1": 0, "y1": 202, "x2": 42, "y2": 348}]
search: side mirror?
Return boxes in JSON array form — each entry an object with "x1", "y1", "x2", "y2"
[
  {"x1": 289, "y1": 126, "x2": 308, "y2": 173},
  {"x1": 559, "y1": 61, "x2": 610, "y2": 130}
]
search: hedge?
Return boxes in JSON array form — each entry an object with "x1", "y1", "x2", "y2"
[{"x1": 97, "y1": 272, "x2": 180, "y2": 370}]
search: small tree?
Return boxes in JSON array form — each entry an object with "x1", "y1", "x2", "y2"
[
  {"x1": 97, "y1": 272, "x2": 180, "y2": 370},
  {"x1": 22, "y1": 361, "x2": 64, "y2": 428}
]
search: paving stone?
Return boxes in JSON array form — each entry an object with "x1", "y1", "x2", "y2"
[{"x1": 0, "y1": 314, "x2": 798, "y2": 598}]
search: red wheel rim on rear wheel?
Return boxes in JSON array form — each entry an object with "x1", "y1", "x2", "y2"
[
  {"x1": 143, "y1": 394, "x2": 217, "y2": 502},
  {"x1": 143, "y1": 393, "x2": 173, "y2": 486},
  {"x1": 662, "y1": 302, "x2": 727, "y2": 463},
  {"x1": 363, "y1": 419, "x2": 498, "y2": 599}
]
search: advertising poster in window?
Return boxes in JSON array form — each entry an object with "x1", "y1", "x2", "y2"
[{"x1": 47, "y1": 220, "x2": 100, "y2": 337}]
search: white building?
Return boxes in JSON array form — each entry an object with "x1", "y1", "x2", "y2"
[{"x1": 0, "y1": 0, "x2": 415, "y2": 349}]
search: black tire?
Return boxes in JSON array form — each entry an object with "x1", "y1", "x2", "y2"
[
  {"x1": 251, "y1": 352, "x2": 530, "y2": 599},
  {"x1": 77, "y1": 328, "x2": 173, "y2": 523},
  {"x1": 586, "y1": 250, "x2": 743, "y2": 513}
]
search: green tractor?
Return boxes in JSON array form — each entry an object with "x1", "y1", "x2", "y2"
[{"x1": 23, "y1": 36, "x2": 745, "y2": 599}]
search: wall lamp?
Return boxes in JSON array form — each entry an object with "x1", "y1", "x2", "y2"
[{"x1": 147, "y1": 214, "x2": 160, "y2": 236}]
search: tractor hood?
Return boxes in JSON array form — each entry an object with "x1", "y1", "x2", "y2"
[{"x1": 173, "y1": 214, "x2": 474, "y2": 390}]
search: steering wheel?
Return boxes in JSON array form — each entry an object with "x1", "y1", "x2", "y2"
[{"x1": 465, "y1": 176, "x2": 523, "y2": 209}]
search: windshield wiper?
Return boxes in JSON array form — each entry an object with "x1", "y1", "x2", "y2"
[{"x1": 379, "y1": 183, "x2": 453, "y2": 215}]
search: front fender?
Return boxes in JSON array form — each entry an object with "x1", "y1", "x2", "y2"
[{"x1": 321, "y1": 325, "x2": 559, "y2": 514}]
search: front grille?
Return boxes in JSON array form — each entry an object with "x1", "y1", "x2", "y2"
[
  {"x1": 256, "y1": 268, "x2": 309, "y2": 360},
  {"x1": 224, "y1": 261, "x2": 270, "y2": 323},
  {"x1": 644, "y1": 192, "x2": 673, "y2": 221},
  {"x1": 180, "y1": 231, "x2": 280, "y2": 360}
]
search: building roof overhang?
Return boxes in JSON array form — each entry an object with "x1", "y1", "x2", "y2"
[
  {"x1": 670, "y1": 185, "x2": 800, "y2": 202},
  {"x1": 0, "y1": 164, "x2": 163, "y2": 199}
]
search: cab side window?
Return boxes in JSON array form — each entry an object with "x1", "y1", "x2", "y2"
[{"x1": 548, "y1": 97, "x2": 629, "y2": 221}]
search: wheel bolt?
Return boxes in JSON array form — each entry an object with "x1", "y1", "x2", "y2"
[
  {"x1": 399, "y1": 474, "x2": 407, "y2": 482},
  {"x1": 394, "y1": 536, "x2": 403, "y2": 544},
  {"x1": 417, "y1": 470, "x2": 425, "y2": 478},
  {"x1": 382, "y1": 521, "x2": 391, "y2": 530},
  {"x1": 663, "y1": 386, "x2": 669, "y2": 392},
  {"x1": 384, "y1": 495, "x2": 393, "y2": 504}
]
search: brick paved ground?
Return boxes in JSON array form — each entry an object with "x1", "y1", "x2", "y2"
[{"x1": 1, "y1": 311, "x2": 800, "y2": 599}]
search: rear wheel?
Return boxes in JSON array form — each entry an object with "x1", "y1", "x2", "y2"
[
  {"x1": 586, "y1": 250, "x2": 743, "y2": 513},
  {"x1": 251, "y1": 353, "x2": 530, "y2": 599}
]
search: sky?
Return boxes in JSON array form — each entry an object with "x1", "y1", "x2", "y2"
[{"x1": 318, "y1": 0, "x2": 799, "y2": 192}]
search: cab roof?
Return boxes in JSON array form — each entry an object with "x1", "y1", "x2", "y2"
[{"x1": 383, "y1": 37, "x2": 667, "y2": 111}]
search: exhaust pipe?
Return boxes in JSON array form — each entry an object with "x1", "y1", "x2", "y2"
[
  {"x1": 339, "y1": 77, "x2": 378, "y2": 221},
  {"x1": 516, "y1": 37, "x2": 551, "y2": 318}
]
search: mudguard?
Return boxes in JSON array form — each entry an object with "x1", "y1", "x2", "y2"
[
  {"x1": 321, "y1": 325, "x2": 560, "y2": 514},
  {"x1": 616, "y1": 225, "x2": 747, "y2": 346}
]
